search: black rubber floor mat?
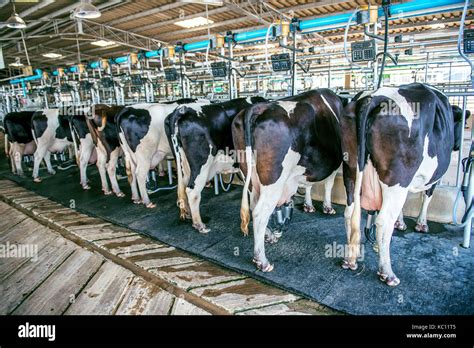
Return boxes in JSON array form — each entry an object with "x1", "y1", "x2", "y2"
[{"x1": 2, "y1": 163, "x2": 473, "y2": 315}]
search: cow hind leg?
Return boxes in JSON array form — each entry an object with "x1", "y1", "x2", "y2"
[
  {"x1": 33, "y1": 145, "x2": 49, "y2": 182},
  {"x1": 394, "y1": 210, "x2": 407, "y2": 231},
  {"x1": 44, "y1": 151, "x2": 55, "y2": 175},
  {"x1": 12, "y1": 144, "x2": 25, "y2": 176},
  {"x1": 415, "y1": 187, "x2": 435, "y2": 233},
  {"x1": 376, "y1": 184, "x2": 409, "y2": 287},
  {"x1": 303, "y1": 185, "x2": 315, "y2": 213},
  {"x1": 252, "y1": 184, "x2": 285, "y2": 272},
  {"x1": 79, "y1": 139, "x2": 94, "y2": 190},
  {"x1": 107, "y1": 148, "x2": 124, "y2": 197},
  {"x1": 322, "y1": 169, "x2": 337, "y2": 215},
  {"x1": 96, "y1": 148, "x2": 111, "y2": 195},
  {"x1": 135, "y1": 158, "x2": 157, "y2": 208}
]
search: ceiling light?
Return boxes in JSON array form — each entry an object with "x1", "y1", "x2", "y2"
[
  {"x1": 42, "y1": 53, "x2": 63, "y2": 59},
  {"x1": 175, "y1": 16, "x2": 214, "y2": 29},
  {"x1": 91, "y1": 40, "x2": 116, "y2": 47},
  {"x1": 9, "y1": 62, "x2": 24, "y2": 67},
  {"x1": 6, "y1": 12, "x2": 27, "y2": 29},
  {"x1": 73, "y1": 0, "x2": 101, "y2": 19},
  {"x1": 178, "y1": 0, "x2": 223, "y2": 5}
]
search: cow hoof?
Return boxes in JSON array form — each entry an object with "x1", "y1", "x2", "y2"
[
  {"x1": 193, "y1": 224, "x2": 210, "y2": 234},
  {"x1": 145, "y1": 202, "x2": 156, "y2": 209},
  {"x1": 378, "y1": 272, "x2": 400, "y2": 287},
  {"x1": 323, "y1": 205, "x2": 336, "y2": 215},
  {"x1": 115, "y1": 191, "x2": 125, "y2": 198},
  {"x1": 48, "y1": 170, "x2": 56, "y2": 175},
  {"x1": 33, "y1": 177, "x2": 42, "y2": 183},
  {"x1": 415, "y1": 222, "x2": 429, "y2": 233},
  {"x1": 394, "y1": 220, "x2": 407, "y2": 231},
  {"x1": 133, "y1": 199, "x2": 141, "y2": 205},
  {"x1": 103, "y1": 190, "x2": 113, "y2": 196},
  {"x1": 253, "y1": 258, "x2": 274, "y2": 272},
  {"x1": 303, "y1": 203, "x2": 315, "y2": 213},
  {"x1": 341, "y1": 259, "x2": 358, "y2": 271},
  {"x1": 82, "y1": 184, "x2": 91, "y2": 190},
  {"x1": 265, "y1": 232, "x2": 280, "y2": 244}
]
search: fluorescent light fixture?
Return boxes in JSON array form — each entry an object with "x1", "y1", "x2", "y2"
[
  {"x1": 9, "y1": 62, "x2": 24, "y2": 67},
  {"x1": 42, "y1": 53, "x2": 63, "y2": 59},
  {"x1": 175, "y1": 16, "x2": 214, "y2": 29},
  {"x1": 91, "y1": 40, "x2": 116, "y2": 47},
  {"x1": 73, "y1": 0, "x2": 101, "y2": 19},
  {"x1": 178, "y1": 0, "x2": 223, "y2": 5},
  {"x1": 6, "y1": 13, "x2": 27, "y2": 29}
]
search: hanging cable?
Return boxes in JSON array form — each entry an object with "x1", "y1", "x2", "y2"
[
  {"x1": 265, "y1": 22, "x2": 276, "y2": 71},
  {"x1": 343, "y1": 7, "x2": 362, "y2": 70},
  {"x1": 20, "y1": 30, "x2": 31, "y2": 67},
  {"x1": 377, "y1": 2, "x2": 390, "y2": 89}
]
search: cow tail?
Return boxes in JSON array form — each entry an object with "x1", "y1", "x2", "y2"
[
  {"x1": 168, "y1": 107, "x2": 188, "y2": 220},
  {"x1": 97, "y1": 112, "x2": 107, "y2": 132},
  {"x1": 356, "y1": 96, "x2": 373, "y2": 171},
  {"x1": 4, "y1": 133, "x2": 9, "y2": 158},
  {"x1": 240, "y1": 104, "x2": 259, "y2": 236},
  {"x1": 68, "y1": 120, "x2": 80, "y2": 166}
]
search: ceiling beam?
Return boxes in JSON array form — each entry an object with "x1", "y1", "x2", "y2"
[{"x1": 107, "y1": 1, "x2": 184, "y2": 27}]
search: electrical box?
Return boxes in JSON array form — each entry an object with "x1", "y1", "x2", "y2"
[
  {"x1": 464, "y1": 28, "x2": 474, "y2": 54},
  {"x1": 130, "y1": 74, "x2": 145, "y2": 86},
  {"x1": 351, "y1": 40, "x2": 376, "y2": 62},
  {"x1": 101, "y1": 77, "x2": 114, "y2": 88},
  {"x1": 211, "y1": 61, "x2": 227, "y2": 78},
  {"x1": 164, "y1": 68, "x2": 178, "y2": 81},
  {"x1": 271, "y1": 53, "x2": 291, "y2": 72},
  {"x1": 80, "y1": 80, "x2": 93, "y2": 91}
]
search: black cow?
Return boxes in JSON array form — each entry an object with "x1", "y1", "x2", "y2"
[
  {"x1": 86, "y1": 104, "x2": 125, "y2": 196},
  {"x1": 341, "y1": 83, "x2": 465, "y2": 286},
  {"x1": 3, "y1": 111, "x2": 36, "y2": 176},
  {"x1": 164, "y1": 97, "x2": 266, "y2": 233},
  {"x1": 232, "y1": 89, "x2": 344, "y2": 272}
]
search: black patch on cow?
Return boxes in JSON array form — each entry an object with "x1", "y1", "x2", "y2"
[
  {"x1": 3, "y1": 111, "x2": 35, "y2": 144},
  {"x1": 115, "y1": 107, "x2": 151, "y2": 152},
  {"x1": 56, "y1": 115, "x2": 73, "y2": 141},
  {"x1": 71, "y1": 115, "x2": 90, "y2": 140},
  {"x1": 31, "y1": 111, "x2": 48, "y2": 139}
]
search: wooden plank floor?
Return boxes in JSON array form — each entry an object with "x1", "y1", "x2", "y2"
[
  {"x1": 0, "y1": 200, "x2": 210, "y2": 315},
  {"x1": 0, "y1": 180, "x2": 337, "y2": 315}
]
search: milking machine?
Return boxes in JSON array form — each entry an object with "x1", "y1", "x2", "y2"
[{"x1": 267, "y1": 201, "x2": 294, "y2": 243}]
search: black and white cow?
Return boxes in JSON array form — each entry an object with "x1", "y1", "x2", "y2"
[
  {"x1": 232, "y1": 89, "x2": 344, "y2": 272},
  {"x1": 393, "y1": 104, "x2": 469, "y2": 233},
  {"x1": 31, "y1": 109, "x2": 74, "y2": 182},
  {"x1": 116, "y1": 99, "x2": 210, "y2": 207},
  {"x1": 3, "y1": 111, "x2": 37, "y2": 176},
  {"x1": 341, "y1": 83, "x2": 464, "y2": 286},
  {"x1": 86, "y1": 104, "x2": 126, "y2": 196},
  {"x1": 70, "y1": 112, "x2": 96, "y2": 189},
  {"x1": 164, "y1": 97, "x2": 266, "y2": 233}
]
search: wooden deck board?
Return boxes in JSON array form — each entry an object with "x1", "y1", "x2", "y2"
[
  {"x1": 0, "y1": 237, "x2": 76, "y2": 314},
  {"x1": 149, "y1": 261, "x2": 247, "y2": 290},
  {"x1": 115, "y1": 277, "x2": 175, "y2": 315},
  {"x1": 12, "y1": 249, "x2": 103, "y2": 315},
  {"x1": 65, "y1": 261, "x2": 134, "y2": 315},
  {"x1": 190, "y1": 278, "x2": 299, "y2": 313}
]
